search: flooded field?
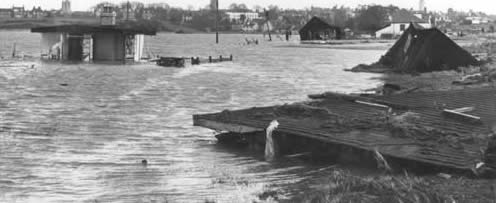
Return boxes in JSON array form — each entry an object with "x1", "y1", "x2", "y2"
[{"x1": 0, "y1": 30, "x2": 385, "y2": 202}]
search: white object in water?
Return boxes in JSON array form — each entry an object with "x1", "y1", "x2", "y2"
[{"x1": 265, "y1": 120, "x2": 279, "y2": 161}]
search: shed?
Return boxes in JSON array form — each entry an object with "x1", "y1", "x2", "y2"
[{"x1": 299, "y1": 16, "x2": 343, "y2": 40}]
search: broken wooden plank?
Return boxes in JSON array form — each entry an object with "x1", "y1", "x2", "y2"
[
  {"x1": 193, "y1": 118, "x2": 262, "y2": 133},
  {"x1": 355, "y1": 100, "x2": 389, "y2": 109},
  {"x1": 451, "y1": 107, "x2": 475, "y2": 113},
  {"x1": 442, "y1": 109, "x2": 482, "y2": 124}
]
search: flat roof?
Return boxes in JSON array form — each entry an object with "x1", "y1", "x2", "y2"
[{"x1": 31, "y1": 24, "x2": 157, "y2": 35}]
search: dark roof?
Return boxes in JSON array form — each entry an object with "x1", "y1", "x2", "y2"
[
  {"x1": 31, "y1": 24, "x2": 157, "y2": 35},
  {"x1": 299, "y1": 16, "x2": 343, "y2": 40},
  {"x1": 378, "y1": 23, "x2": 478, "y2": 73},
  {"x1": 391, "y1": 10, "x2": 427, "y2": 23}
]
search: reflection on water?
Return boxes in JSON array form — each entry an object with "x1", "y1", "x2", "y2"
[{"x1": 0, "y1": 31, "x2": 385, "y2": 202}]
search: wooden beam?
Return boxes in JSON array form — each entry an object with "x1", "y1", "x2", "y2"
[
  {"x1": 442, "y1": 109, "x2": 481, "y2": 123},
  {"x1": 193, "y1": 118, "x2": 262, "y2": 133},
  {"x1": 451, "y1": 107, "x2": 475, "y2": 113},
  {"x1": 355, "y1": 100, "x2": 390, "y2": 109}
]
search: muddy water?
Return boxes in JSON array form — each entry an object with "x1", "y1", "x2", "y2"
[{"x1": 0, "y1": 30, "x2": 385, "y2": 202}]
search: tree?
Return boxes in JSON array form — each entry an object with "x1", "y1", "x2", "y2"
[
  {"x1": 228, "y1": 3, "x2": 249, "y2": 12},
  {"x1": 356, "y1": 5, "x2": 391, "y2": 32}
]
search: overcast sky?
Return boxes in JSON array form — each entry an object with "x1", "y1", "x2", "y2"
[{"x1": 2, "y1": 0, "x2": 495, "y2": 14}]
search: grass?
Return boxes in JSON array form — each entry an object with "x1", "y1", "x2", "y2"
[{"x1": 289, "y1": 169, "x2": 482, "y2": 203}]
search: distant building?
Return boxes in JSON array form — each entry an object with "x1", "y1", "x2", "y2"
[
  {"x1": 226, "y1": 12, "x2": 260, "y2": 23},
  {"x1": 465, "y1": 16, "x2": 490, "y2": 24},
  {"x1": 12, "y1": 6, "x2": 25, "y2": 18},
  {"x1": 61, "y1": 0, "x2": 71, "y2": 16},
  {"x1": 299, "y1": 16, "x2": 343, "y2": 40},
  {"x1": 375, "y1": 10, "x2": 430, "y2": 38},
  {"x1": 0, "y1": 8, "x2": 12, "y2": 19},
  {"x1": 28, "y1": 6, "x2": 45, "y2": 19}
]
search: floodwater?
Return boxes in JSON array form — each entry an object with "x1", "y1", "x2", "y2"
[{"x1": 0, "y1": 30, "x2": 385, "y2": 202}]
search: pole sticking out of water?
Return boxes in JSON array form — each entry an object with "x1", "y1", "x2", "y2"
[
  {"x1": 12, "y1": 42, "x2": 16, "y2": 58},
  {"x1": 265, "y1": 120, "x2": 279, "y2": 161},
  {"x1": 215, "y1": 0, "x2": 219, "y2": 44}
]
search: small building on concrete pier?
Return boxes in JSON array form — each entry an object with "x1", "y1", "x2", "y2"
[{"x1": 30, "y1": 5, "x2": 156, "y2": 62}]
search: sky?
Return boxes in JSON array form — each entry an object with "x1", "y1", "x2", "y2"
[{"x1": 2, "y1": 0, "x2": 496, "y2": 14}]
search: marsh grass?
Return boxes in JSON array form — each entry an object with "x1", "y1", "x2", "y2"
[{"x1": 293, "y1": 170, "x2": 454, "y2": 203}]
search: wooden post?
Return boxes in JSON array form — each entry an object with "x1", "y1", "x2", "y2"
[
  {"x1": 229, "y1": 54, "x2": 233, "y2": 61},
  {"x1": 12, "y1": 43, "x2": 16, "y2": 58},
  {"x1": 191, "y1": 57, "x2": 194, "y2": 65},
  {"x1": 209, "y1": 56, "x2": 212, "y2": 63}
]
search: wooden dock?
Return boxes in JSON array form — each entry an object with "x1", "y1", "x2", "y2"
[{"x1": 193, "y1": 88, "x2": 496, "y2": 173}]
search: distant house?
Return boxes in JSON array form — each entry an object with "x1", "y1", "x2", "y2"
[
  {"x1": 28, "y1": 6, "x2": 45, "y2": 19},
  {"x1": 375, "y1": 10, "x2": 431, "y2": 38},
  {"x1": 0, "y1": 8, "x2": 12, "y2": 19},
  {"x1": 465, "y1": 16, "x2": 490, "y2": 25},
  {"x1": 226, "y1": 11, "x2": 260, "y2": 23},
  {"x1": 299, "y1": 16, "x2": 343, "y2": 40}
]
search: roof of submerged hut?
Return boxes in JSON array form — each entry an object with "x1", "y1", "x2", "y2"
[
  {"x1": 378, "y1": 23, "x2": 479, "y2": 73},
  {"x1": 194, "y1": 87, "x2": 496, "y2": 170}
]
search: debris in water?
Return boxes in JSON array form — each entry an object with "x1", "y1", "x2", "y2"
[
  {"x1": 265, "y1": 120, "x2": 279, "y2": 161},
  {"x1": 374, "y1": 148, "x2": 392, "y2": 172},
  {"x1": 437, "y1": 173, "x2": 452, "y2": 179}
]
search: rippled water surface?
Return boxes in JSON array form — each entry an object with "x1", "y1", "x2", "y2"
[{"x1": 0, "y1": 30, "x2": 385, "y2": 202}]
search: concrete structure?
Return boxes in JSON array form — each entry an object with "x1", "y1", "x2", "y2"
[
  {"x1": 375, "y1": 10, "x2": 430, "y2": 38},
  {"x1": 30, "y1": 7, "x2": 156, "y2": 63},
  {"x1": 31, "y1": 25, "x2": 154, "y2": 62}
]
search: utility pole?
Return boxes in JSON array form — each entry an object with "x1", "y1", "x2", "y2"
[
  {"x1": 265, "y1": 9, "x2": 271, "y2": 41},
  {"x1": 215, "y1": 0, "x2": 219, "y2": 44}
]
